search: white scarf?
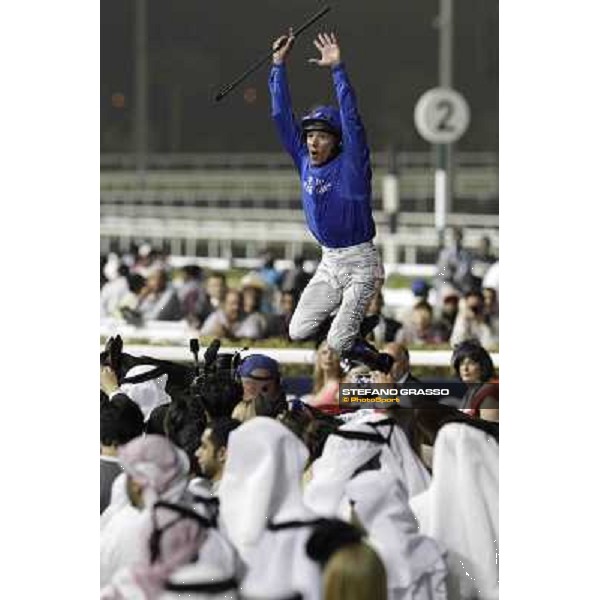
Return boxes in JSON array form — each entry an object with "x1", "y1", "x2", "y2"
[
  {"x1": 410, "y1": 423, "x2": 499, "y2": 600},
  {"x1": 344, "y1": 470, "x2": 448, "y2": 600},
  {"x1": 304, "y1": 419, "x2": 386, "y2": 517},
  {"x1": 119, "y1": 365, "x2": 172, "y2": 421},
  {"x1": 219, "y1": 417, "x2": 313, "y2": 562}
]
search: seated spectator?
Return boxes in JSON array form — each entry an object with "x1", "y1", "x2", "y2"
[
  {"x1": 195, "y1": 417, "x2": 241, "y2": 494},
  {"x1": 116, "y1": 273, "x2": 146, "y2": 321},
  {"x1": 101, "y1": 254, "x2": 108, "y2": 288},
  {"x1": 137, "y1": 268, "x2": 183, "y2": 321},
  {"x1": 471, "y1": 234, "x2": 496, "y2": 288},
  {"x1": 100, "y1": 393, "x2": 144, "y2": 513},
  {"x1": 482, "y1": 260, "x2": 499, "y2": 297},
  {"x1": 100, "y1": 263, "x2": 130, "y2": 318},
  {"x1": 432, "y1": 283, "x2": 460, "y2": 342},
  {"x1": 280, "y1": 254, "x2": 313, "y2": 297},
  {"x1": 304, "y1": 341, "x2": 343, "y2": 414},
  {"x1": 363, "y1": 291, "x2": 403, "y2": 344},
  {"x1": 240, "y1": 271, "x2": 270, "y2": 324},
  {"x1": 382, "y1": 342, "x2": 419, "y2": 385},
  {"x1": 132, "y1": 242, "x2": 164, "y2": 278},
  {"x1": 451, "y1": 340, "x2": 499, "y2": 422},
  {"x1": 482, "y1": 286, "x2": 499, "y2": 334},
  {"x1": 396, "y1": 301, "x2": 445, "y2": 346},
  {"x1": 436, "y1": 227, "x2": 474, "y2": 294},
  {"x1": 257, "y1": 249, "x2": 283, "y2": 289},
  {"x1": 177, "y1": 264, "x2": 207, "y2": 321},
  {"x1": 265, "y1": 289, "x2": 298, "y2": 338},
  {"x1": 198, "y1": 289, "x2": 266, "y2": 340},
  {"x1": 450, "y1": 290, "x2": 497, "y2": 349},
  {"x1": 411, "y1": 278, "x2": 431, "y2": 303},
  {"x1": 232, "y1": 354, "x2": 286, "y2": 422},
  {"x1": 195, "y1": 271, "x2": 227, "y2": 324}
]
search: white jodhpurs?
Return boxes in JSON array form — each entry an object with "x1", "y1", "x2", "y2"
[{"x1": 288, "y1": 241, "x2": 384, "y2": 354}]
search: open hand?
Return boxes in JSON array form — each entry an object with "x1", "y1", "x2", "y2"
[
  {"x1": 308, "y1": 32, "x2": 341, "y2": 68},
  {"x1": 272, "y1": 28, "x2": 295, "y2": 65}
]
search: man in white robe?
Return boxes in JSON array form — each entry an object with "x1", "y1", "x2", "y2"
[{"x1": 410, "y1": 423, "x2": 499, "y2": 600}]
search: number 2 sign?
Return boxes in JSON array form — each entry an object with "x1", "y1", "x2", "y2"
[{"x1": 414, "y1": 88, "x2": 470, "y2": 144}]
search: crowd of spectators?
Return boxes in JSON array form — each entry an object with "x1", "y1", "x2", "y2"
[
  {"x1": 100, "y1": 327, "x2": 499, "y2": 599},
  {"x1": 101, "y1": 229, "x2": 498, "y2": 351}
]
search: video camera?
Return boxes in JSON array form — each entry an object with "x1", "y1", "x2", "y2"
[{"x1": 188, "y1": 338, "x2": 244, "y2": 419}]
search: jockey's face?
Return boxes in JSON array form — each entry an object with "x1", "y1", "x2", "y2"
[{"x1": 306, "y1": 130, "x2": 337, "y2": 166}]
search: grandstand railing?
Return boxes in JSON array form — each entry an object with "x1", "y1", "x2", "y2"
[
  {"x1": 100, "y1": 151, "x2": 498, "y2": 264},
  {"x1": 101, "y1": 151, "x2": 498, "y2": 171},
  {"x1": 98, "y1": 342, "x2": 499, "y2": 368}
]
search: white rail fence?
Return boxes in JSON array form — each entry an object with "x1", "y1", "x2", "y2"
[
  {"x1": 99, "y1": 343, "x2": 499, "y2": 368},
  {"x1": 100, "y1": 320, "x2": 499, "y2": 368}
]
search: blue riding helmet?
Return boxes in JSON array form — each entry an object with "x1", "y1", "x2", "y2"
[{"x1": 301, "y1": 106, "x2": 342, "y2": 138}]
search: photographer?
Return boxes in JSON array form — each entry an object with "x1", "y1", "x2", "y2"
[
  {"x1": 231, "y1": 354, "x2": 287, "y2": 422},
  {"x1": 450, "y1": 290, "x2": 497, "y2": 350}
]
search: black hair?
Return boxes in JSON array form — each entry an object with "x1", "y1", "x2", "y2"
[
  {"x1": 451, "y1": 340, "x2": 495, "y2": 382},
  {"x1": 100, "y1": 393, "x2": 145, "y2": 447},
  {"x1": 208, "y1": 417, "x2": 241, "y2": 451},
  {"x1": 279, "y1": 403, "x2": 341, "y2": 464},
  {"x1": 182, "y1": 264, "x2": 202, "y2": 280},
  {"x1": 117, "y1": 263, "x2": 130, "y2": 278},
  {"x1": 164, "y1": 392, "x2": 207, "y2": 477},
  {"x1": 127, "y1": 273, "x2": 146, "y2": 294},
  {"x1": 306, "y1": 519, "x2": 363, "y2": 566},
  {"x1": 413, "y1": 300, "x2": 433, "y2": 314},
  {"x1": 145, "y1": 403, "x2": 171, "y2": 436}
]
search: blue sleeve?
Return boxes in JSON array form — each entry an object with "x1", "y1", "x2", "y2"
[
  {"x1": 332, "y1": 64, "x2": 371, "y2": 184},
  {"x1": 269, "y1": 64, "x2": 304, "y2": 171}
]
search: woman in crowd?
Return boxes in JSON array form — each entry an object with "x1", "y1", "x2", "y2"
[
  {"x1": 452, "y1": 339, "x2": 499, "y2": 422},
  {"x1": 304, "y1": 341, "x2": 344, "y2": 414}
]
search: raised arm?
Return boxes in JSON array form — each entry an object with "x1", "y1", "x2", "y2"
[
  {"x1": 310, "y1": 33, "x2": 370, "y2": 173},
  {"x1": 269, "y1": 30, "x2": 304, "y2": 170}
]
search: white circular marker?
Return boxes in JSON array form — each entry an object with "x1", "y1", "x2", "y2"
[{"x1": 414, "y1": 87, "x2": 470, "y2": 144}]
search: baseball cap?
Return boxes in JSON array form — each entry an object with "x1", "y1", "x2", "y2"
[
  {"x1": 411, "y1": 278, "x2": 430, "y2": 297},
  {"x1": 238, "y1": 354, "x2": 280, "y2": 380}
]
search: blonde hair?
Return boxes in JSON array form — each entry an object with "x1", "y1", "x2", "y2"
[
  {"x1": 313, "y1": 341, "x2": 343, "y2": 393},
  {"x1": 231, "y1": 399, "x2": 256, "y2": 423},
  {"x1": 323, "y1": 543, "x2": 387, "y2": 600}
]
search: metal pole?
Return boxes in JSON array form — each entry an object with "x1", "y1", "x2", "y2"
[
  {"x1": 435, "y1": 0, "x2": 453, "y2": 244},
  {"x1": 134, "y1": 0, "x2": 148, "y2": 174}
]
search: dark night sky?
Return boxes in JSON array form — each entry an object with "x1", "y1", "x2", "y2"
[{"x1": 100, "y1": 0, "x2": 498, "y2": 153}]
